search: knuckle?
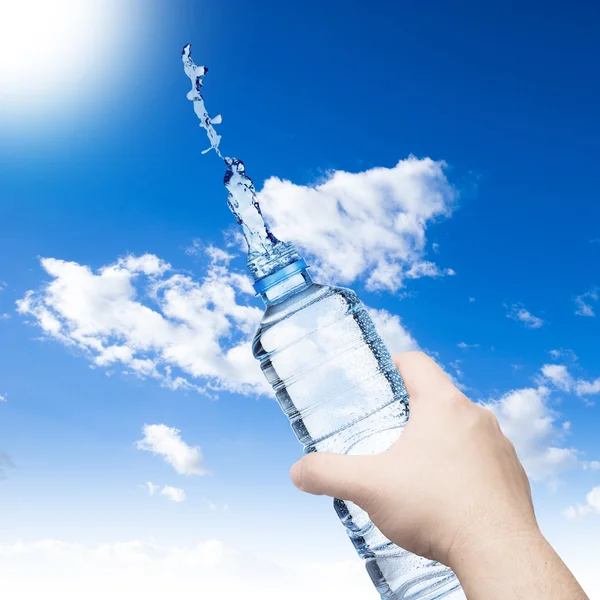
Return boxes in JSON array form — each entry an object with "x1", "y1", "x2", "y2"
[
  {"x1": 447, "y1": 389, "x2": 469, "y2": 405},
  {"x1": 502, "y1": 435, "x2": 518, "y2": 456},
  {"x1": 484, "y1": 409, "x2": 500, "y2": 427},
  {"x1": 465, "y1": 404, "x2": 494, "y2": 429}
]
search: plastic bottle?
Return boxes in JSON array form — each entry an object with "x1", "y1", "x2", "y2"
[{"x1": 181, "y1": 43, "x2": 463, "y2": 599}]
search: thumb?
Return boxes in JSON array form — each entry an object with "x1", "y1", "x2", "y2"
[{"x1": 290, "y1": 452, "x2": 376, "y2": 504}]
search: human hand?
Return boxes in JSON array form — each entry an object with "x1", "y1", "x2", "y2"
[{"x1": 290, "y1": 352, "x2": 588, "y2": 600}]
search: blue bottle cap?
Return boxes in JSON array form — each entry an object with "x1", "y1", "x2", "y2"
[{"x1": 253, "y1": 258, "x2": 308, "y2": 295}]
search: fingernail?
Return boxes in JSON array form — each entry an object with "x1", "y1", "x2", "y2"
[{"x1": 290, "y1": 461, "x2": 303, "y2": 490}]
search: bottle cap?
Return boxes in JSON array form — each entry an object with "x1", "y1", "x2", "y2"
[{"x1": 253, "y1": 258, "x2": 308, "y2": 294}]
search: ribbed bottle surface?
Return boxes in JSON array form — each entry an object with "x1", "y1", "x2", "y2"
[{"x1": 253, "y1": 281, "x2": 464, "y2": 600}]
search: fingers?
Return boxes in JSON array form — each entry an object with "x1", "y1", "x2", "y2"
[
  {"x1": 290, "y1": 452, "x2": 377, "y2": 504},
  {"x1": 393, "y1": 351, "x2": 459, "y2": 404}
]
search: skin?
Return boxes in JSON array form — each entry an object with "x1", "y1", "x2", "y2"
[{"x1": 290, "y1": 351, "x2": 589, "y2": 600}]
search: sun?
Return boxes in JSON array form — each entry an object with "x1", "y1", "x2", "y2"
[{"x1": 0, "y1": 0, "x2": 124, "y2": 121}]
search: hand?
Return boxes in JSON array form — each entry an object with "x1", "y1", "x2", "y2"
[{"x1": 290, "y1": 351, "x2": 589, "y2": 600}]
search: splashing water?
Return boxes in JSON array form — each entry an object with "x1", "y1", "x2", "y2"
[
  {"x1": 182, "y1": 44, "x2": 299, "y2": 280},
  {"x1": 181, "y1": 44, "x2": 223, "y2": 157}
]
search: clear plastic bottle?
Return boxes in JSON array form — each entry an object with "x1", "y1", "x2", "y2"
[
  {"x1": 180, "y1": 42, "x2": 463, "y2": 598},
  {"x1": 252, "y1": 256, "x2": 463, "y2": 600}
]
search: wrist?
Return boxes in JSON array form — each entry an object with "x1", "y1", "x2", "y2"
[
  {"x1": 448, "y1": 525, "x2": 544, "y2": 576},
  {"x1": 449, "y1": 527, "x2": 588, "y2": 600}
]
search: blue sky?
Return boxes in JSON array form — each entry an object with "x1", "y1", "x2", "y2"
[{"x1": 1, "y1": 1, "x2": 599, "y2": 598}]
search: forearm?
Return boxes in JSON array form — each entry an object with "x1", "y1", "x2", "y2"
[{"x1": 451, "y1": 530, "x2": 589, "y2": 600}]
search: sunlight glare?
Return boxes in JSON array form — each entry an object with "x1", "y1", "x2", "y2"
[{"x1": 0, "y1": 0, "x2": 125, "y2": 121}]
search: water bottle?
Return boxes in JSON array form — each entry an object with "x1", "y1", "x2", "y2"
[
  {"x1": 180, "y1": 43, "x2": 463, "y2": 600},
  {"x1": 251, "y1": 251, "x2": 463, "y2": 600}
]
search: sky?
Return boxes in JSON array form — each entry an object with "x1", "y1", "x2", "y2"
[{"x1": 1, "y1": 0, "x2": 600, "y2": 598}]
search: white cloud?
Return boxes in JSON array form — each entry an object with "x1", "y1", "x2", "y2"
[
  {"x1": 368, "y1": 308, "x2": 418, "y2": 354},
  {"x1": 583, "y1": 461, "x2": 600, "y2": 471},
  {"x1": 203, "y1": 498, "x2": 229, "y2": 512},
  {"x1": 0, "y1": 538, "x2": 372, "y2": 600},
  {"x1": 468, "y1": 297, "x2": 476, "y2": 302},
  {"x1": 457, "y1": 342, "x2": 479, "y2": 349},
  {"x1": 160, "y1": 486, "x2": 186, "y2": 503},
  {"x1": 145, "y1": 482, "x2": 160, "y2": 496},
  {"x1": 540, "y1": 364, "x2": 574, "y2": 392},
  {"x1": 136, "y1": 425, "x2": 209, "y2": 476},
  {"x1": 549, "y1": 348, "x2": 577, "y2": 361},
  {"x1": 482, "y1": 386, "x2": 578, "y2": 481},
  {"x1": 145, "y1": 481, "x2": 187, "y2": 503},
  {"x1": 17, "y1": 251, "x2": 267, "y2": 395},
  {"x1": 258, "y1": 157, "x2": 456, "y2": 292},
  {"x1": 449, "y1": 360, "x2": 462, "y2": 377},
  {"x1": 564, "y1": 487, "x2": 600, "y2": 520},
  {"x1": 539, "y1": 364, "x2": 600, "y2": 400},
  {"x1": 0, "y1": 393, "x2": 7, "y2": 402},
  {"x1": 575, "y1": 378, "x2": 600, "y2": 397},
  {"x1": 506, "y1": 304, "x2": 544, "y2": 329},
  {"x1": 574, "y1": 288, "x2": 598, "y2": 317}
]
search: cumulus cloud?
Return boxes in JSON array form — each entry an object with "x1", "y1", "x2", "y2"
[
  {"x1": 0, "y1": 393, "x2": 7, "y2": 402},
  {"x1": 368, "y1": 308, "x2": 419, "y2": 354},
  {"x1": 564, "y1": 487, "x2": 600, "y2": 519},
  {"x1": 482, "y1": 386, "x2": 577, "y2": 481},
  {"x1": 540, "y1": 364, "x2": 600, "y2": 400},
  {"x1": 540, "y1": 364, "x2": 574, "y2": 392},
  {"x1": 506, "y1": 304, "x2": 544, "y2": 329},
  {"x1": 259, "y1": 157, "x2": 456, "y2": 292},
  {"x1": 136, "y1": 425, "x2": 209, "y2": 476},
  {"x1": 496, "y1": 362, "x2": 600, "y2": 477},
  {"x1": 160, "y1": 486, "x2": 186, "y2": 503},
  {"x1": 574, "y1": 288, "x2": 599, "y2": 317},
  {"x1": 575, "y1": 378, "x2": 600, "y2": 397},
  {"x1": 17, "y1": 250, "x2": 267, "y2": 396}
]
